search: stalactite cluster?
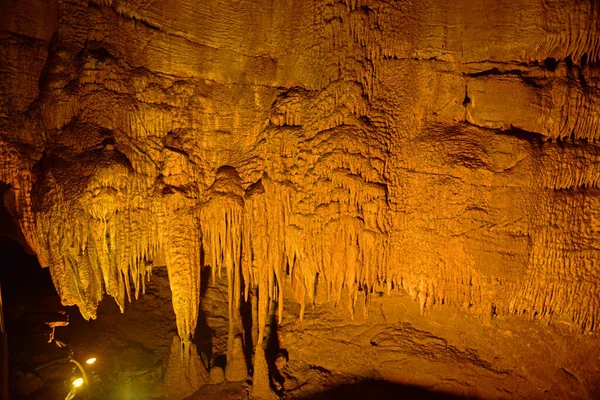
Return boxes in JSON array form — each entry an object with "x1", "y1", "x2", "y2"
[{"x1": 1, "y1": 0, "x2": 600, "y2": 397}]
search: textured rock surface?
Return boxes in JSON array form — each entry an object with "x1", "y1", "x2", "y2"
[{"x1": 1, "y1": 0, "x2": 599, "y2": 398}]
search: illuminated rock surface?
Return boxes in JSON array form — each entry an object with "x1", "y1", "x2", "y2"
[{"x1": 0, "y1": 0, "x2": 599, "y2": 398}]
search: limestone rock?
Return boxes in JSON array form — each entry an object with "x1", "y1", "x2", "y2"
[
  {"x1": 0, "y1": 0, "x2": 595, "y2": 334},
  {"x1": 225, "y1": 336, "x2": 248, "y2": 382},
  {"x1": 1, "y1": 0, "x2": 600, "y2": 398},
  {"x1": 209, "y1": 366, "x2": 225, "y2": 385},
  {"x1": 164, "y1": 336, "x2": 207, "y2": 400}
]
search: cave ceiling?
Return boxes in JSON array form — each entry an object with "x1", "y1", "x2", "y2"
[{"x1": 0, "y1": 0, "x2": 599, "y2": 396}]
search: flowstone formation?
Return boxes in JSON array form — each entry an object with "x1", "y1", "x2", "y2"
[{"x1": 1, "y1": 0, "x2": 600, "y2": 398}]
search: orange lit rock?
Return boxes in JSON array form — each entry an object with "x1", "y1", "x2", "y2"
[
  {"x1": 1, "y1": 0, "x2": 600, "y2": 398},
  {"x1": 164, "y1": 336, "x2": 207, "y2": 399}
]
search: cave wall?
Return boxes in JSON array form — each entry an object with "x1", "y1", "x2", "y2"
[{"x1": 1, "y1": 0, "x2": 599, "y2": 395}]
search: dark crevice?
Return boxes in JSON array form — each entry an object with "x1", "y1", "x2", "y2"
[
  {"x1": 462, "y1": 86, "x2": 471, "y2": 106},
  {"x1": 130, "y1": 15, "x2": 162, "y2": 32},
  {"x1": 240, "y1": 286, "x2": 254, "y2": 376},
  {"x1": 195, "y1": 266, "x2": 213, "y2": 368},
  {"x1": 465, "y1": 68, "x2": 523, "y2": 78},
  {"x1": 89, "y1": 0, "x2": 163, "y2": 33},
  {"x1": 499, "y1": 126, "x2": 546, "y2": 142},
  {"x1": 520, "y1": 76, "x2": 544, "y2": 89},
  {"x1": 266, "y1": 311, "x2": 286, "y2": 395},
  {"x1": 543, "y1": 57, "x2": 558, "y2": 71},
  {"x1": 580, "y1": 53, "x2": 588, "y2": 68},
  {"x1": 463, "y1": 121, "x2": 547, "y2": 143},
  {"x1": 86, "y1": 47, "x2": 115, "y2": 63},
  {"x1": 549, "y1": 183, "x2": 599, "y2": 192},
  {"x1": 565, "y1": 56, "x2": 574, "y2": 69},
  {"x1": 37, "y1": 31, "x2": 59, "y2": 96}
]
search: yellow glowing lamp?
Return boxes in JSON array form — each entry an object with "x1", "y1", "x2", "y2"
[
  {"x1": 72, "y1": 378, "x2": 84, "y2": 388},
  {"x1": 85, "y1": 357, "x2": 97, "y2": 365}
]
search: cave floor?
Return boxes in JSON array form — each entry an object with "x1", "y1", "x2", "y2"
[{"x1": 2, "y1": 239, "x2": 599, "y2": 400}]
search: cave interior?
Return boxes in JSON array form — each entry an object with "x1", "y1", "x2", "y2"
[{"x1": 0, "y1": 0, "x2": 600, "y2": 399}]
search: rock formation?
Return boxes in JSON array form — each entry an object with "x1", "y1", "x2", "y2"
[{"x1": 1, "y1": 0, "x2": 599, "y2": 398}]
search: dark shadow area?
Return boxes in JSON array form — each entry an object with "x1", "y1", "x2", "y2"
[
  {"x1": 501, "y1": 125, "x2": 547, "y2": 143},
  {"x1": 0, "y1": 195, "x2": 68, "y2": 400},
  {"x1": 299, "y1": 379, "x2": 477, "y2": 400},
  {"x1": 240, "y1": 285, "x2": 254, "y2": 375},
  {"x1": 544, "y1": 57, "x2": 558, "y2": 71},
  {"x1": 265, "y1": 309, "x2": 287, "y2": 394},
  {"x1": 63, "y1": 265, "x2": 175, "y2": 400},
  {"x1": 195, "y1": 265, "x2": 213, "y2": 368},
  {"x1": 212, "y1": 354, "x2": 227, "y2": 370},
  {"x1": 0, "y1": 183, "x2": 34, "y2": 255},
  {"x1": 0, "y1": 184, "x2": 61, "y2": 342}
]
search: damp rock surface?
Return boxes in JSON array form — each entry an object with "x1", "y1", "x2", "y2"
[{"x1": 1, "y1": 0, "x2": 600, "y2": 399}]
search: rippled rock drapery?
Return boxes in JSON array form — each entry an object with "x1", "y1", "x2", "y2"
[{"x1": 1, "y1": 0, "x2": 599, "y2": 397}]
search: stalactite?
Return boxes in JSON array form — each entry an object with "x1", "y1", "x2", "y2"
[
  {"x1": 543, "y1": 0, "x2": 600, "y2": 63},
  {"x1": 3, "y1": 2, "x2": 600, "y2": 398},
  {"x1": 0, "y1": 140, "x2": 42, "y2": 262},
  {"x1": 242, "y1": 178, "x2": 272, "y2": 397},
  {"x1": 199, "y1": 166, "x2": 247, "y2": 382},
  {"x1": 162, "y1": 188, "x2": 201, "y2": 341}
]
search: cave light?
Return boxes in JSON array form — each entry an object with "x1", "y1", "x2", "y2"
[{"x1": 72, "y1": 378, "x2": 83, "y2": 388}]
